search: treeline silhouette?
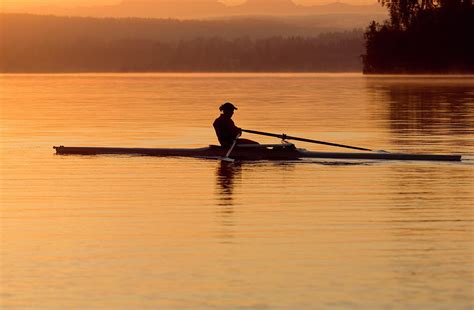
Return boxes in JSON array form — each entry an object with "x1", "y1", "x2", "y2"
[
  {"x1": 363, "y1": 0, "x2": 474, "y2": 73},
  {"x1": 0, "y1": 14, "x2": 364, "y2": 72}
]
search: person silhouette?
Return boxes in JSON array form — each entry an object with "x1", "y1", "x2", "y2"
[{"x1": 213, "y1": 102, "x2": 259, "y2": 147}]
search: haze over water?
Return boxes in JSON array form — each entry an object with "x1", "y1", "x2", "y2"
[{"x1": 0, "y1": 73, "x2": 473, "y2": 309}]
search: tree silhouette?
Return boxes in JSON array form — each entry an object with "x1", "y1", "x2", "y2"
[{"x1": 363, "y1": 0, "x2": 474, "y2": 73}]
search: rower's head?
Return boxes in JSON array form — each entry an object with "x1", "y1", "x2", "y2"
[{"x1": 219, "y1": 102, "x2": 238, "y2": 117}]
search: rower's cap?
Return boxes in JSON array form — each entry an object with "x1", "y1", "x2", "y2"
[{"x1": 219, "y1": 102, "x2": 238, "y2": 111}]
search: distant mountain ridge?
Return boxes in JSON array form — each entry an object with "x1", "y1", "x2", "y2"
[
  {"x1": 9, "y1": 0, "x2": 386, "y2": 19},
  {"x1": 0, "y1": 12, "x2": 383, "y2": 41}
]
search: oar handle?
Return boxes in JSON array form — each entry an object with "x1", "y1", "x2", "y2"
[{"x1": 242, "y1": 129, "x2": 373, "y2": 152}]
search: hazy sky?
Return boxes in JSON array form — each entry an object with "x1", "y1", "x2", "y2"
[{"x1": 1, "y1": 0, "x2": 378, "y2": 10}]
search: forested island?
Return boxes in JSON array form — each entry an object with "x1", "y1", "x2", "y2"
[
  {"x1": 0, "y1": 14, "x2": 364, "y2": 72},
  {"x1": 363, "y1": 0, "x2": 474, "y2": 73}
]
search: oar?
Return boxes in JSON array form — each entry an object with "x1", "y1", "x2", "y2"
[
  {"x1": 221, "y1": 134, "x2": 240, "y2": 162},
  {"x1": 242, "y1": 129, "x2": 378, "y2": 152}
]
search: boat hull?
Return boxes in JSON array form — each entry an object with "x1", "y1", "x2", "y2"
[{"x1": 53, "y1": 145, "x2": 462, "y2": 162}]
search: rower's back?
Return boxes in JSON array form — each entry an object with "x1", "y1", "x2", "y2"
[{"x1": 213, "y1": 113, "x2": 240, "y2": 147}]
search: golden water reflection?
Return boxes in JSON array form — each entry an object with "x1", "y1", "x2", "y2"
[
  {"x1": 0, "y1": 74, "x2": 473, "y2": 309},
  {"x1": 366, "y1": 76, "x2": 474, "y2": 151}
]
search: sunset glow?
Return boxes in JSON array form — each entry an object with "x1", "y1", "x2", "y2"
[
  {"x1": 1, "y1": 0, "x2": 119, "y2": 9},
  {"x1": 1, "y1": 0, "x2": 379, "y2": 11}
]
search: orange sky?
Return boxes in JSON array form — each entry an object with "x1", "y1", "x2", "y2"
[{"x1": 1, "y1": 0, "x2": 378, "y2": 10}]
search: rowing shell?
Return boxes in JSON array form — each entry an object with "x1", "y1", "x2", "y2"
[{"x1": 53, "y1": 144, "x2": 462, "y2": 162}]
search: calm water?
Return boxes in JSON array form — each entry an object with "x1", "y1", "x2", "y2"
[{"x1": 1, "y1": 74, "x2": 473, "y2": 309}]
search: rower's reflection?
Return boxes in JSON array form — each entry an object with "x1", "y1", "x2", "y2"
[
  {"x1": 215, "y1": 160, "x2": 242, "y2": 206},
  {"x1": 215, "y1": 161, "x2": 242, "y2": 244}
]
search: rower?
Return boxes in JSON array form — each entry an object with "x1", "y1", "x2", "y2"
[{"x1": 213, "y1": 102, "x2": 259, "y2": 147}]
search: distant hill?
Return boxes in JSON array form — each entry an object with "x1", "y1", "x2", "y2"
[
  {"x1": 0, "y1": 13, "x2": 366, "y2": 72},
  {"x1": 7, "y1": 0, "x2": 386, "y2": 19},
  {"x1": 0, "y1": 13, "x2": 386, "y2": 42}
]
